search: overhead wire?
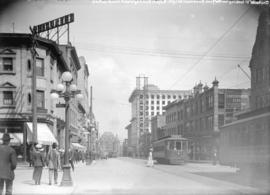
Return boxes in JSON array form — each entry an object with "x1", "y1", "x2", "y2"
[
  {"x1": 168, "y1": 6, "x2": 251, "y2": 89},
  {"x1": 76, "y1": 43, "x2": 250, "y2": 62}
]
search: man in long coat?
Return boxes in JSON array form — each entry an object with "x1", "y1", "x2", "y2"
[
  {"x1": 46, "y1": 143, "x2": 60, "y2": 185},
  {"x1": 0, "y1": 133, "x2": 17, "y2": 195}
]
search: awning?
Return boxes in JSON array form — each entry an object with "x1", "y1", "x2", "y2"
[
  {"x1": 0, "y1": 133, "x2": 23, "y2": 146},
  {"x1": 71, "y1": 142, "x2": 86, "y2": 151},
  {"x1": 26, "y1": 122, "x2": 58, "y2": 145}
]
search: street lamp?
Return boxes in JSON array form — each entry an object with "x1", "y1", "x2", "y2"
[{"x1": 50, "y1": 71, "x2": 83, "y2": 186}]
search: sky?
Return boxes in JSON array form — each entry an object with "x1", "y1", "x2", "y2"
[{"x1": 0, "y1": 0, "x2": 263, "y2": 140}]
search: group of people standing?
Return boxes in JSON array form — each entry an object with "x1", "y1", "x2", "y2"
[{"x1": 30, "y1": 142, "x2": 61, "y2": 185}]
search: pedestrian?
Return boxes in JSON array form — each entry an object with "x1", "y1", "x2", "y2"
[
  {"x1": 32, "y1": 144, "x2": 45, "y2": 185},
  {"x1": 59, "y1": 148, "x2": 64, "y2": 170},
  {"x1": 46, "y1": 143, "x2": 61, "y2": 185},
  {"x1": 0, "y1": 133, "x2": 17, "y2": 195},
  {"x1": 69, "y1": 148, "x2": 74, "y2": 171}
]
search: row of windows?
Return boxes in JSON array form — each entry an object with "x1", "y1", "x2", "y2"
[
  {"x1": 139, "y1": 94, "x2": 185, "y2": 99},
  {"x1": 0, "y1": 90, "x2": 45, "y2": 108},
  {"x1": 140, "y1": 100, "x2": 172, "y2": 105},
  {"x1": 166, "y1": 115, "x2": 215, "y2": 134},
  {"x1": 139, "y1": 111, "x2": 165, "y2": 116}
]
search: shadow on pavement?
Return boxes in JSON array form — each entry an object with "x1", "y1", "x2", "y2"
[{"x1": 194, "y1": 171, "x2": 270, "y2": 193}]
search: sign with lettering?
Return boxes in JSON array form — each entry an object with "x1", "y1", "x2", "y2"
[{"x1": 33, "y1": 13, "x2": 74, "y2": 34}]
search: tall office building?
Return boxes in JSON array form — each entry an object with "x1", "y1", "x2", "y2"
[{"x1": 127, "y1": 76, "x2": 191, "y2": 157}]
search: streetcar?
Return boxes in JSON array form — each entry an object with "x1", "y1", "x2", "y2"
[{"x1": 152, "y1": 135, "x2": 189, "y2": 165}]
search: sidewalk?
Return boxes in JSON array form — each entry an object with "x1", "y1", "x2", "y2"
[{"x1": 13, "y1": 161, "x2": 88, "y2": 195}]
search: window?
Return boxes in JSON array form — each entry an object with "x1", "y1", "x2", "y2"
[
  {"x1": 167, "y1": 95, "x2": 171, "y2": 99},
  {"x1": 3, "y1": 58, "x2": 13, "y2": 71},
  {"x1": 151, "y1": 101, "x2": 154, "y2": 104},
  {"x1": 151, "y1": 95, "x2": 154, "y2": 99},
  {"x1": 27, "y1": 59, "x2": 31, "y2": 72},
  {"x1": 173, "y1": 95, "x2": 176, "y2": 99},
  {"x1": 36, "y1": 90, "x2": 45, "y2": 108},
  {"x1": 140, "y1": 95, "x2": 143, "y2": 99},
  {"x1": 162, "y1": 101, "x2": 165, "y2": 105},
  {"x1": 162, "y1": 95, "x2": 165, "y2": 99},
  {"x1": 50, "y1": 64, "x2": 53, "y2": 83},
  {"x1": 3, "y1": 91, "x2": 13, "y2": 105},
  {"x1": 28, "y1": 93, "x2": 31, "y2": 104},
  {"x1": 157, "y1": 101, "x2": 160, "y2": 104},
  {"x1": 36, "y1": 58, "x2": 44, "y2": 76},
  {"x1": 157, "y1": 95, "x2": 160, "y2": 99},
  {"x1": 176, "y1": 142, "x2": 181, "y2": 150},
  {"x1": 218, "y1": 94, "x2": 225, "y2": 108}
]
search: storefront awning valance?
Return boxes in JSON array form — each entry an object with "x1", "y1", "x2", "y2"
[
  {"x1": 71, "y1": 142, "x2": 86, "y2": 151},
  {"x1": 26, "y1": 122, "x2": 58, "y2": 145}
]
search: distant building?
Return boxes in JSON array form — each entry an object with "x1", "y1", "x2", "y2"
[
  {"x1": 99, "y1": 132, "x2": 120, "y2": 157},
  {"x1": 151, "y1": 115, "x2": 166, "y2": 142},
  {"x1": 127, "y1": 76, "x2": 191, "y2": 157},
  {"x1": 76, "y1": 56, "x2": 90, "y2": 149},
  {"x1": 164, "y1": 80, "x2": 250, "y2": 161},
  {"x1": 122, "y1": 139, "x2": 129, "y2": 157}
]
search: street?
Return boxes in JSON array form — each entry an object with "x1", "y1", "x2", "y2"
[{"x1": 13, "y1": 158, "x2": 269, "y2": 195}]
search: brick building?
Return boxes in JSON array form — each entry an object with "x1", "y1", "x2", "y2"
[{"x1": 164, "y1": 80, "x2": 250, "y2": 161}]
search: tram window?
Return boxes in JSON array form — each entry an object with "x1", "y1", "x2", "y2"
[
  {"x1": 176, "y1": 142, "x2": 181, "y2": 150},
  {"x1": 182, "y1": 141, "x2": 187, "y2": 150},
  {"x1": 169, "y1": 141, "x2": 175, "y2": 150}
]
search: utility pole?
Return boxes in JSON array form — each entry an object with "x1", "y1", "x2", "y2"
[{"x1": 30, "y1": 27, "x2": 38, "y2": 143}]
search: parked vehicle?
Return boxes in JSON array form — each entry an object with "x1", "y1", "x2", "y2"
[{"x1": 153, "y1": 135, "x2": 189, "y2": 165}]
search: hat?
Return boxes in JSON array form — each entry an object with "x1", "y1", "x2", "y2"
[
  {"x1": 1, "y1": 133, "x2": 13, "y2": 141},
  {"x1": 35, "y1": 144, "x2": 42, "y2": 149}
]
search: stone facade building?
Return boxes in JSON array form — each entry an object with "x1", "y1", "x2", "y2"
[
  {"x1": 164, "y1": 80, "x2": 250, "y2": 161},
  {"x1": 0, "y1": 33, "x2": 89, "y2": 160}
]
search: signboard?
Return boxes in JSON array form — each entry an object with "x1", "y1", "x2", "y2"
[{"x1": 33, "y1": 13, "x2": 74, "y2": 34}]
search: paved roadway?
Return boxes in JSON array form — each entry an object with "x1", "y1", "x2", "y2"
[{"x1": 13, "y1": 157, "x2": 269, "y2": 195}]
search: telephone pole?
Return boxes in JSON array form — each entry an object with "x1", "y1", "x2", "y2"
[{"x1": 30, "y1": 27, "x2": 38, "y2": 143}]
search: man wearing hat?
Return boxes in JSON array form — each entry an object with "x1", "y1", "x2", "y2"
[{"x1": 0, "y1": 133, "x2": 17, "y2": 195}]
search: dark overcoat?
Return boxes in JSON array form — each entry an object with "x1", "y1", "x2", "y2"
[{"x1": 0, "y1": 144, "x2": 17, "y2": 180}]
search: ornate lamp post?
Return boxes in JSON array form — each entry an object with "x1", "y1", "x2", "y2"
[{"x1": 51, "y1": 71, "x2": 83, "y2": 186}]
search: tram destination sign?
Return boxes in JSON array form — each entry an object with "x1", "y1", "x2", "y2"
[{"x1": 33, "y1": 13, "x2": 74, "y2": 34}]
